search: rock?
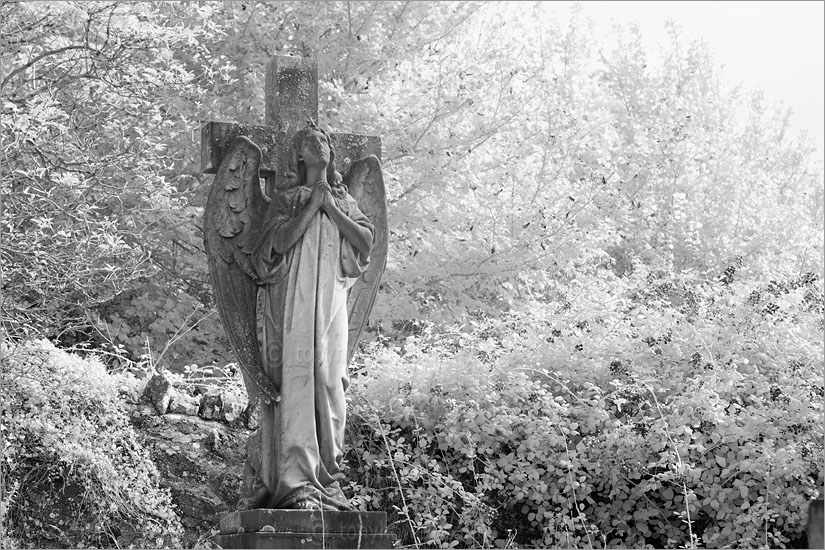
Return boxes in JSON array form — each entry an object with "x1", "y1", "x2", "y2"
[
  {"x1": 143, "y1": 373, "x2": 174, "y2": 415},
  {"x1": 118, "y1": 383, "x2": 139, "y2": 404},
  {"x1": 127, "y1": 403, "x2": 161, "y2": 428},
  {"x1": 130, "y1": 392, "x2": 251, "y2": 549},
  {"x1": 134, "y1": 403, "x2": 156, "y2": 418},
  {"x1": 223, "y1": 395, "x2": 248, "y2": 423},
  {"x1": 169, "y1": 392, "x2": 201, "y2": 416},
  {"x1": 197, "y1": 390, "x2": 248, "y2": 423},
  {"x1": 210, "y1": 428, "x2": 222, "y2": 449},
  {"x1": 244, "y1": 400, "x2": 260, "y2": 430},
  {"x1": 199, "y1": 390, "x2": 224, "y2": 420}
]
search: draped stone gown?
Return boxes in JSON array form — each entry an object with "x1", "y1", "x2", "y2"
[{"x1": 249, "y1": 184, "x2": 373, "y2": 509}]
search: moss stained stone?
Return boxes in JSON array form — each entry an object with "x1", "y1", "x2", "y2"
[{"x1": 213, "y1": 509, "x2": 395, "y2": 549}]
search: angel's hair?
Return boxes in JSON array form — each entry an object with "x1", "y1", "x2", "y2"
[{"x1": 284, "y1": 123, "x2": 343, "y2": 188}]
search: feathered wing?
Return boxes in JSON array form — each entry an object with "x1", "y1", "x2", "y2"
[
  {"x1": 203, "y1": 136, "x2": 279, "y2": 405},
  {"x1": 345, "y1": 155, "x2": 388, "y2": 364}
]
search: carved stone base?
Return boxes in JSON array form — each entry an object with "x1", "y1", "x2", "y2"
[{"x1": 213, "y1": 509, "x2": 396, "y2": 549}]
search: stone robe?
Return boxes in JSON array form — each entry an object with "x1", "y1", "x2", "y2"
[{"x1": 249, "y1": 184, "x2": 373, "y2": 509}]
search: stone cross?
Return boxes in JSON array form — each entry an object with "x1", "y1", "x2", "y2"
[{"x1": 201, "y1": 56, "x2": 381, "y2": 196}]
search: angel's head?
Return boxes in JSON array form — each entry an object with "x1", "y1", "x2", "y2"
[{"x1": 285, "y1": 122, "x2": 343, "y2": 188}]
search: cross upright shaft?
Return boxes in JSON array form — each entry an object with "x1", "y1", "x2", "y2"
[
  {"x1": 263, "y1": 56, "x2": 318, "y2": 194},
  {"x1": 201, "y1": 56, "x2": 381, "y2": 196},
  {"x1": 265, "y1": 56, "x2": 318, "y2": 130}
]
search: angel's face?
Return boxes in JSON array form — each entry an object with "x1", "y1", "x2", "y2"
[{"x1": 298, "y1": 130, "x2": 331, "y2": 167}]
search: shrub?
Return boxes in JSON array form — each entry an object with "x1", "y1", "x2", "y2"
[
  {"x1": 1, "y1": 339, "x2": 183, "y2": 548},
  {"x1": 344, "y1": 269, "x2": 824, "y2": 548}
]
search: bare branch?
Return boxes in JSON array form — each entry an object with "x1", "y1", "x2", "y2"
[{"x1": 1, "y1": 45, "x2": 98, "y2": 90}]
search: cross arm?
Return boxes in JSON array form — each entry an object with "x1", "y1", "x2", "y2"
[
  {"x1": 201, "y1": 121, "x2": 382, "y2": 188},
  {"x1": 201, "y1": 121, "x2": 279, "y2": 176}
]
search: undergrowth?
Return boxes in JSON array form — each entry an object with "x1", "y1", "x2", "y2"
[
  {"x1": 344, "y1": 268, "x2": 824, "y2": 548},
  {"x1": 0, "y1": 266, "x2": 821, "y2": 549},
  {"x1": 1, "y1": 340, "x2": 183, "y2": 549}
]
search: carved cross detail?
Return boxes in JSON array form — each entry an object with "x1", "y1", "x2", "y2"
[{"x1": 201, "y1": 56, "x2": 381, "y2": 196}]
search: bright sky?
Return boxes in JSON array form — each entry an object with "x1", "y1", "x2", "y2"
[{"x1": 548, "y1": 1, "x2": 825, "y2": 159}]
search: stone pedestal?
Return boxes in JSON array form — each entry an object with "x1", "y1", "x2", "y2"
[
  {"x1": 213, "y1": 509, "x2": 396, "y2": 549},
  {"x1": 809, "y1": 499, "x2": 824, "y2": 549}
]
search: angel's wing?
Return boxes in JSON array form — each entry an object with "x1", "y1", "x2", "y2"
[
  {"x1": 345, "y1": 155, "x2": 388, "y2": 364},
  {"x1": 203, "y1": 136, "x2": 279, "y2": 405}
]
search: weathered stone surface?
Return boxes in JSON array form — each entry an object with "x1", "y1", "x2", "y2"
[
  {"x1": 201, "y1": 124, "x2": 381, "y2": 187},
  {"x1": 169, "y1": 392, "x2": 201, "y2": 416},
  {"x1": 222, "y1": 395, "x2": 247, "y2": 423},
  {"x1": 330, "y1": 133, "x2": 382, "y2": 180},
  {"x1": 201, "y1": 122, "x2": 279, "y2": 176},
  {"x1": 809, "y1": 499, "x2": 824, "y2": 549},
  {"x1": 264, "y1": 56, "x2": 318, "y2": 129},
  {"x1": 200, "y1": 54, "x2": 387, "y2": 519},
  {"x1": 201, "y1": 56, "x2": 380, "y2": 193},
  {"x1": 244, "y1": 400, "x2": 261, "y2": 430},
  {"x1": 263, "y1": 56, "x2": 319, "y2": 195},
  {"x1": 213, "y1": 531, "x2": 396, "y2": 549},
  {"x1": 219, "y1": 509, "x2": 387, "y2": 534},
  {"x1": 214, "y1": 510, "x2": 394, "y2": 549},
  {"x1": 199, "y1": 390, "x2": 224, "y2": 420},
  {"x1": 143, "y1": 372, "x2": 174, "y2": 415}
]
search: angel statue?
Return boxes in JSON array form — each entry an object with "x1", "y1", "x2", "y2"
[{"x1": 203, "y1": 122, "x2": 387, "y2": 511}]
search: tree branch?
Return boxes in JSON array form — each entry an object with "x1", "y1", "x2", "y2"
[{"x1": 1, "y1": 45, "x2": 98, "y2": 90}]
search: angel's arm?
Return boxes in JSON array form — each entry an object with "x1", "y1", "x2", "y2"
[
  {"x1": 323, "y1": 188, "x2": 373, "y2": 258},
  {"x1": 268, "y1": 185, "x2": 325, "y2": 254}
]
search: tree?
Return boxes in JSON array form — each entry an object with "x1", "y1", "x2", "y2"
[
  {"x1": 2, "y1": 2, "x2": 192, "y2": 343},
  {"x1": 2, "y1": 1, "x2": 821, "y2": 364}
]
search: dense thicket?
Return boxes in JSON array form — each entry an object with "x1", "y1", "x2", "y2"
[
  {"x1": 1, "y1": 2, "x2": 822, "y2": 548},
  {"x1": 346, "y1": 268, "x2": 823, "y2": 548}
]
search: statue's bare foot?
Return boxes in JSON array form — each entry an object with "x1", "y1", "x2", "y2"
[
  {"x1": 281, "y1": 486, "x2": 351, "y2": 511},
  {"x1": 293, "y1": 499, "x2": 324, "y2": 511}
]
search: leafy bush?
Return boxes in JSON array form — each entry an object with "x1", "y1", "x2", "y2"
[
  {"x1": 1, "y1": 339, "x2": 183, "y2": 548},
  {"x1": 0, "y1": 2, "x2": 200, "y2": 347},
  {"x1": 345, "y1": 268, "x2": 824, "y2": 548}
]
